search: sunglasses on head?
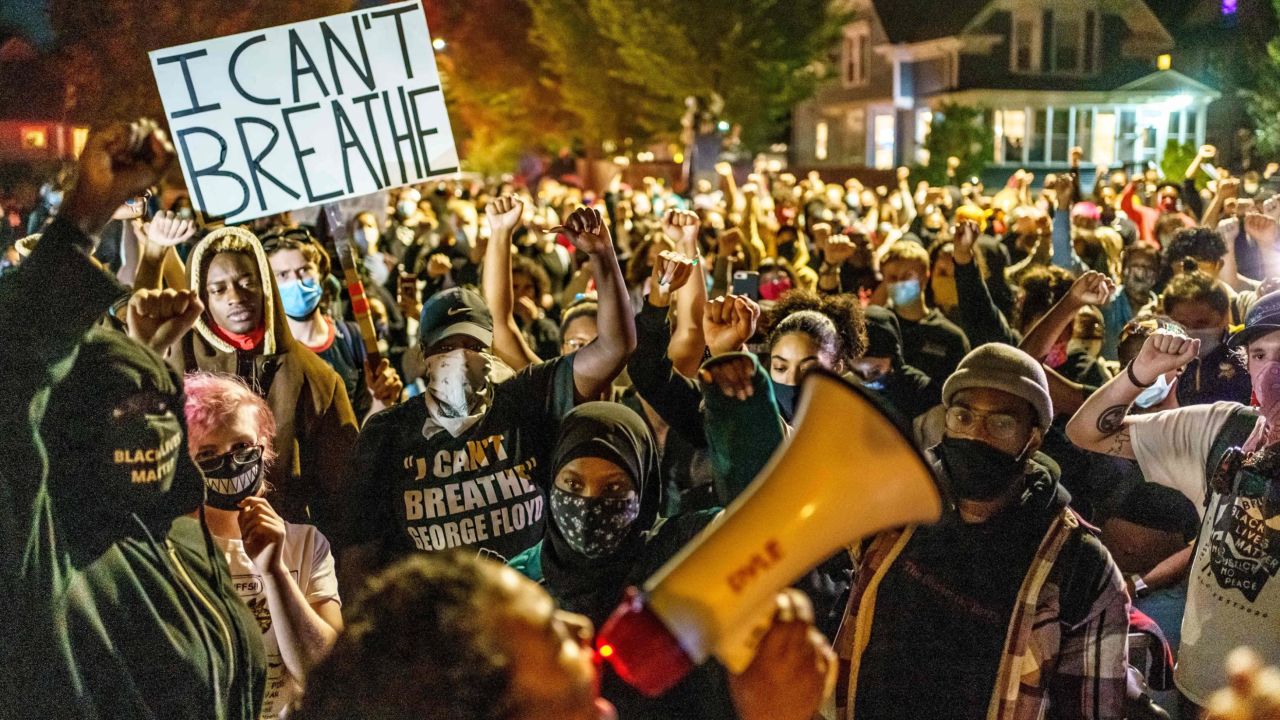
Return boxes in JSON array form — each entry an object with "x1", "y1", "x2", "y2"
[{"x1": 258, "y1": 227, "x2": 315, "y2": 253}]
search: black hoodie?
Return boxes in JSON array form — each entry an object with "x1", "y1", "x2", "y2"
[
  {"x1": 861, "y1": 305, "x2": 942, "y2": 422},
  {"x1": 0, "y1": 219, "x2": 264, "y2": 719}
]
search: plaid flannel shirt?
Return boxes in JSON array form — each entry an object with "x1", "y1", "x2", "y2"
[{"x1": 834, "y1": 507, "x2": 1130, "y2": 720}]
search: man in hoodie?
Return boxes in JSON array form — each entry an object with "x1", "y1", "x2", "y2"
[
  {"x1": 849, "y1": 304, "x2": 940, "y2": 422},
  {"x1": 176, "y1": 225, "x2": 359, "y2": 540},
  {"x1": 342, "y1": 202, "x2": 636, "y2": 573},
  {"x1": 836, "y1": 344, "x2": 1129, "y2": 720},
  {"x1": 0, "y1": 120, "x2": 265, "y2": 718}
]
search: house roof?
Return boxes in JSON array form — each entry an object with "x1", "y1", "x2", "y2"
[
  {"x1": 873, "y1": 0, "x2": 993, "y2": 44},
  {"x1": 1117, "y1": 69, "x2": 1221, "y2": 98}
]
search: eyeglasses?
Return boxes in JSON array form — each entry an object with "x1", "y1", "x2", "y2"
[
  {"x1": 196, "y1": 445, "x2": 263, "y2": 473},
  {"x1": 944, "y1": 406, "x2": 1023, "y2": 442},
  {"x1": 563, "y1": 337, "x2": 592, "y2": 351}
]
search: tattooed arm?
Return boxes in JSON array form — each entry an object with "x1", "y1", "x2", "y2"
[{"x1": 1065, "y1": 330, "x2": 1200, "y2": 458}]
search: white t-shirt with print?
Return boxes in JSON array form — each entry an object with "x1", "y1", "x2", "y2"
[
  {"x1": 215, "y1": 522, "x2": 341, "y2": 719},
  {"x1": 1129, "y1": 400, "x2": 1280, "y2": 705}
]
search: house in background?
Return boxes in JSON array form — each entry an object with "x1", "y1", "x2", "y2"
[
  {"x1": 0, "y1": 32, "x2": 86, "y2": 165},
  {"x1": 1147, "y1": 0, "x2": 1278, "y2": 168},
  {"x1": 792, "y1": 0, "x2": 1221, "y2": 179}
]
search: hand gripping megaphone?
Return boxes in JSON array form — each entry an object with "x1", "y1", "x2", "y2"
[{"x1": 595, "y1": 369, "x2": 942, "y2": 696}]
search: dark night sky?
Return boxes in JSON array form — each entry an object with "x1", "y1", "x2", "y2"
[
  {"x1": 0, "y1": 0, "x2": 1214, "y2": 50},
  {"x1": 0, "y1": 0, "x2": 52, "y2": 46}
]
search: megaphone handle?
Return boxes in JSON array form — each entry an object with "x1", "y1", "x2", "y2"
[{"x1": 711, "y1": 596, "x2": 778, "y2": 674}]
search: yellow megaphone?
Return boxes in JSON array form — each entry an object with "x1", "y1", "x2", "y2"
[{"x1": 596, "y1": 369, "x2": 942, "y2": 696}]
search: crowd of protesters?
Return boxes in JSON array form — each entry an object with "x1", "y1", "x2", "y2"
[{"x1": 10, "y1": 118, "x2": 1280, "y2": 720}]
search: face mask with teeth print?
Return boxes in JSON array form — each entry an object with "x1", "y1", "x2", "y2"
[{"x1": 199, "y1": 449, "x2": 264, "y2": 510}]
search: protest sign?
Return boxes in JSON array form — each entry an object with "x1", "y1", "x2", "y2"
[{"x1": 149, "y1": 1, "x2": 457, "y2": 224}]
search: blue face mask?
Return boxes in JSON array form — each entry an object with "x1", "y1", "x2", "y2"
[
  {"x1": 1134, "y1": 371, "x2": 1174, "y2": 409},
  {"x1": 279, "y1": 277, "x2": 323, "y2": 319},
  {"x1": 889, "y1": 278, "x2": 922, "y2": 307}
]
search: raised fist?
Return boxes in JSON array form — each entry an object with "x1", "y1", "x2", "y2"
[
  {"x1": 126, "y1": 288, "x2": 203, "y2": 352},
  {"x1": 703, "y1": 294, "x2": 761, "y2": 356},
  {"x1": 61, "y1": 119, "x2": 175, "y2": 237},
  {"x1": 1132, "y1": 330, "x2": 1200, "y2": 386},
  {"x1": 952, "y1": 220, "x2": 979, "y2": 265},
  {"x1": 558, "y1": 207, "x2": 614, "y2": 256},
  {"x1": 1067, "y1": 270, "x2": 1115, "y2": 308},
  {"x1": 662, "y1": 209, "x2": 700, "y2": 253},
  {"x1": 485, "y1": 194, "x2": 524, "y2": 238}
]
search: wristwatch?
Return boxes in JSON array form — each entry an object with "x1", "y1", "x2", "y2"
[{"x1": 1130, "y1": 574, "x2": 1149, "y2": 599}]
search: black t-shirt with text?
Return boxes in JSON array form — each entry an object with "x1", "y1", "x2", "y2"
[{"x1": 346, "y1": 356, "x2": 577, "y2": 563}]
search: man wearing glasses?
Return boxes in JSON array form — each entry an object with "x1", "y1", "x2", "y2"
[{"x1": 834, "y1": 343, "x2": 1130, "y2": 720}]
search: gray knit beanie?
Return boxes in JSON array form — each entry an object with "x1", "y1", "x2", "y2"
[{"x1": 941, "y1": 343, "x2": 1053, "y2": 431}]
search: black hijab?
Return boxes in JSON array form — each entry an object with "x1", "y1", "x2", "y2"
[{"x1": 542, "y1": 402, "x2": 662, "y2": 625}]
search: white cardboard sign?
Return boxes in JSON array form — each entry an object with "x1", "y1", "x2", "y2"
[{"x1": 149, "y1": 1, "x2": 457, "y2": 223}]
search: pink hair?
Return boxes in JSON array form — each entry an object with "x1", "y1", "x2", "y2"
[{"x1": 183, "y1": 372, "x2": 278, "y2": 465}]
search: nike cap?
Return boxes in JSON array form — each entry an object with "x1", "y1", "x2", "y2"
[{"x1": 418, "y1": 287, "x2": 494, "y2": 349}]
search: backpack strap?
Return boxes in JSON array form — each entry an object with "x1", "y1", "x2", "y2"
[{"x1": 1203, "y1": 406, "x2": 1260, "y2": 498}]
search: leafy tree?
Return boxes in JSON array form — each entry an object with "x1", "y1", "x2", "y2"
[
  {"x1": 1246, "y1": 6, "x2": 1280, "y2": 157},
  {"x1": 1160, "y1": 140, "x2": 1202, "y2": 190},
  {"x1": 526, "y1": 0, "x2": 848, "y2": 153},
  {"x1": 47, "y1": 0, "x2": 352, "y2": 124},
  {"x1": 425, "y1": 0, "x2": 576, "y2": 173},
  {"x1": 526, "y1": 0, "x2": 678, "y2": 152},
  {"x1": 918, "y1": 103, "x2": 992, "y2": 185}
]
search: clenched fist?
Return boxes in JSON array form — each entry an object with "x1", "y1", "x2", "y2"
[
  {"x1": 486, "y1": 194, "x2": 524, "y2": 238},
  {"x1": 1131, "y1": 329, "x2": 1199, "y2": 387},
  {"x1": 557, "y1": 207, "x2": 614, "y2": 257},
  {"x1": 127, "y1": 288, "x2": 204, "y2": 353},
  {"x1": 662, "y1": 209, "x2": 700, "y2": 253}
]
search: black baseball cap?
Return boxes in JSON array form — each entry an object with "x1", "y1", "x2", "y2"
[
  {"x1": 418, "y1": 288, "x2": 494, "y2": 349},
  {"x1": 1228, "y1": 290, "x2": 1280, "y2": 347}
]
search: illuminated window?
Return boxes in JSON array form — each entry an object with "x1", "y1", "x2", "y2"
[
  {"x1": 915, "y1": 109, "x2": 933, "y2": 165},
  {"x1": 1093, "y1": 111, "x2": 1116, "y2": 166},
  {"x1": 873, "y1": 113, "x2": 895, "y2": 170},
  {"x1": 815, "y1": 121, "x2": 829, "y2": 161},
  {"x1": 994, "y1": 109, "x2": 1026, "y2": 164},
  {"x1": 1157, "y1": 54, "x2": 1172, "y2": 71},
  {"x1": 72, "y1": 127, "x2": 89, "y2": 158},
  {"x1": 21, "y1": 127, "x2": 47, "y2": 150}
]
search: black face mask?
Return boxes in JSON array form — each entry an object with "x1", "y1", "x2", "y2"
[
  {"x1": 935, "y1": 436, "x2": 1029, "y2": 501},
  {"x1": 772, "y1": 381, "x2": 798, "y2": 423},
  {"x1": 199, "y1": 447, "x2": 265, "y2": 511},
  {"x1": 777, "y1": 240, "x2": 798, "y2": 263}
]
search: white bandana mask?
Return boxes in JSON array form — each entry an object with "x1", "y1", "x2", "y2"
[{"x1": 422, "y1": 349, "x2": 512, "y2": 438}]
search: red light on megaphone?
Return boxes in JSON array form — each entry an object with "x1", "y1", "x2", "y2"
[{"x1": 596, "y1": 588, "x2": 695, "y2": 697}]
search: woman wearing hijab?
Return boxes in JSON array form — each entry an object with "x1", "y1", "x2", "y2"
[{"x1": 508, "y1": 402, "x2": 731, "y2": 719}]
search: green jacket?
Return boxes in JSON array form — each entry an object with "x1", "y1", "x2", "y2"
[
  {"x1": 0, "y1": 219, "x2": 265, "y2": 719},
  {"x1": 701, "y1": 353, "x2": 786, "y2": 504}
]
